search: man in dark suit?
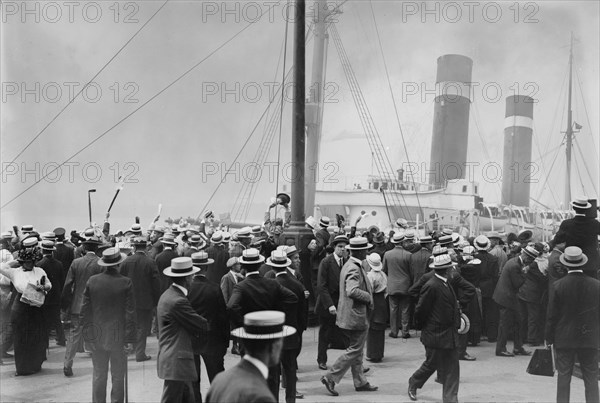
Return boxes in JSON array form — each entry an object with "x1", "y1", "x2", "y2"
[
  {"x1": 155, "y1": 233, "x2": 179, "y2": 295},
  {"x1": 546, "y1": 246, "x2": 600, "y2": 403},
  {"x1": 270, "y1": 250, "x2": 307, "y2": 403},
  {"x1": 493, "y1": 246, "x2": 538, "y2": 357},
  {"x1": 383, "y1": 232, "x2": 413, "y2": 338},
  {"x1": 81, "y1": 247, "x2": 136, "y2": 403},
  {"x1": 227, "y1": 248, "x2": 298, "y2": 401},
  {"x1": 476, "y1": 235, "x2": 501, "y2": 342},
  {"x1": 547, "y1": 243, "x2": 567, "y2": 306},
  {"x1": 62, "y1": 236, "x2": 102, "y2": 377},
  {"x1": 408, "y1": 254, "x2": 461, "y2": 403},
  {"x1": 37, "y1": 241, "x2": 66, "y2": 346},
  {"x1": 315, "y1": 235, "x2": 347, "y2": 370},
  {"x1": 188, "y1": 252, "x2": 229, "y2": 403},
  {"x1": 410, "y1": 236, "x2": 434, "y2": 284},
  {"x1": 309, "y1": 217, "x2": 331, "y2": 299},
  {"x1": 551, "y1": 197, "x2": 600, "y2": 278},
  {"x1": 147, "y1": 227, "x2": 165, "y2": 260},
  {"x1": 220, "y1": 257, "x2": 242, "y2": 355},
  {"x1": 207, "y1": 311, "x2": 296, "y2": 403},
  {"x1": 206, "y1": 231, "x2": 230, "y2": 284},
  {"x1": 120, "y1": 237, "x2": 161, "y2": 362},
  {"x1": 157, "y1": 257, "x2": 208, "y2": 403},
  {"x1": 53, "y1": 227, "x2": 74, "y2": 277}
]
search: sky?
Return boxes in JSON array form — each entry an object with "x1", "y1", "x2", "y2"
[{"x1": 1, "y1": 0, "x2": 599, "y2": 233}]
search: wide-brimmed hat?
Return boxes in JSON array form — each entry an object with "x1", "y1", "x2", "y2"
[
  {"x1": 251, "y1": 226, "x2": 263, "y2": 235},
  {"x1": 517, "y1": 229, "x2": 533, "y2": 243},
  {"x1": 438, "y1": 235, "x2": 453, "y2": 246},
  {"x1": 132, "y1": 237, "x2": 148, "y2": 247},
  {"x1": 191, "y1": 251, "x2": 214, "y2": 266},
  {"x1": 442, "y1": 228, "x2": 454, "y2": 236},
  {"x1": 40, "y1": 231, "x2": 56, "y2": 241},
  {"x1": 372, "y1": 232, "x2": 385, "y2": 244},
  {"x1": 238, "y1": 248, "x2": 266, "y2": 264},
  {"x1": 305, "y1": 216, "x2": 318, "y2": 229},
  {"x1": 276, "y1": 193, "x2": 291, "y2": 205},
  {"x1": 331, "y1": 234, "x2": 349, "y2": 246},
  {"x1": 277, "y1": 245, "x2": 299, "y2": 257},
  {"x1": 211, "y1": 231, "x2": 224, "y2": 244},
  {"x1": 559, "y1": 246, "x2": 588, "y2": 268},
  {"x1": 231, "y1": 310, "x2": 296, "y2": 340},
  {"x1": 522, "y1": 245, "x2": 540, "y2": 259},
  {"x1": 82, "y1": 236, "x2": 102, "y2": 245},
  {"x1": 188, "y1": 234, "x2": 203, "y2": 245},
  {"x1": 41, "y1": 240, "x2": 56, "y2": 251},
  {"x1": 396, "y1": 218, "x2": 408, "y2": 228},
  {"x1": 404, "y1": 230, "x2": 416, "y2": 241},
  {"x1": 319, "y1": 217, "x2": 330, "y2": 228},
  {"x1": 21, "y1": 225, "x2": 35, "y2": 233},
  {"x1": 226, "y1": 257, "x2": 239, "y2": 268},
  {"x1": 474, "y1": 235, "x2": 491, "y2": 250},
  {"x1": 160, "y1": 233, "x2": 177, "y2": 245},
  {"x1": 126, "y1": 224, "x2": 143, "y2": 235},
  {"x1": 485, "y1": 231, "x2": 502, "y2": 240},
  {"x1": 82, "y1": 228, "x2": 96, "y2": 238},
  {"x1": 419, "y1": 236, "x2": 434, "y2": 244},
  {"x1": 98, "y1": 247, "x2": 127, "y2": 267},
  {"x1": 458, "y1": 313, "x2": 471, "y2": 335},
  {"x1": 391, "y1": 232, "x2": 405, "y2": 244},
  {"x1": 345, "y1": 236, "x2": 372, "y2": 250},
  {"x1": 164, "y1": 257, "x2": 201, "y2": 277},
  {"x1": 222, "y1": 232, "x2": 231, "y2": 243},
  {"x1": 0, "y1": 231, "x2": 12, "y2": 240},
  {"x1": 429, "y1": 254, "x2": 456, "y2": 270},
  {"x1": 267, "y1": 250, "x2": 291, "y2": 268},
  {"x1": 461, "y1": 245, "x2": 476, "y2": 256},
  {"x1": 366, "y1": 253, "x2": 383, "y2": 271},
  {"x1": 432, "y1": 245, "x2": 448, "y2": 256},
  {"x1": 236, "y1": 227, "x2": 253, "y2": 239},
  {"x1": 570, "y1": 197, "x2": 592, "y2": 210}
]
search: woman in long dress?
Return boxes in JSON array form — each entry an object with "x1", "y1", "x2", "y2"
[
  {"x1": 365, "y1": 253, "x2": 388, "y2": 362},
  {"x1": 0, "y1": 237, "x2": 52, "y2": 376}
]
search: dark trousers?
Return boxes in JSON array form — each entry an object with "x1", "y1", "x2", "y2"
[
  {"x1": 161, "y1": 380, "x2": 194, "y2": 403},
  {"x1": 366, "y1": 327, "x2": 385, "y2": 361},
  {"x1": 317, "y1": 313, "x2": 336, "y2": 364},
  {"x1": 555, "y1": 348, "x2": 599, "y2": 403},
  {"x1": 518, "y1": 299, "x2": 543, "y2": 344},
  {"x1": 458, "y1": 333, "x2": 468, "y2": 357},
  {"x1": 496, "y1": 306, "x2": 523, "y2": 353},
  {"x1": 192, "y1": 351, "x2": 226, "y2": 403},
  {"x1": 43, "y1": 304, "x2": 65, "y2": 345},
  {"x1": 135, "y1": 309, "x2": 152, "y2": 360},
  {"x1": 91, "y1": 347, "x2": 126, "y2": 403},
  {"x1": 281, "y1": 348, "x2": 300, "y2": 403},
  {"x1": 410, "y1": 347, "x2": 460, "y2": 403},
  {"x1": 482, "y1": 297, "x2": 499, "y2": 341},
  {"x1": 389, "y1": 294, "x2": 411, "y2": 336},
  {"x1": 267, "y1": 363, "x2": 281, "y2": 402}
]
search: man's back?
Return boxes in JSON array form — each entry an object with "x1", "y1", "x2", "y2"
[
  {"x1": 54, "y1": 242, "x2": 74, "y2": 276},
  {"x1": 37, "y1": 255, "x2": 64, "y2": 306},
  {"x1": 554, "y1": 216, "x2": 600, "y2": 276},
  {"x1": 383, "y1": 246, "x2": 412, "y2": 295},
  {"x1": 155, "y1": 248, "x2": 178, "y2": 294},
  {"x1": 120, "y1": 252, "x2": 160, "y2": 310},
  {"x1": 62, "y1": 252, "x2": 101, "y2": 314},
  {"x1": 207, "y1": 359, "x2": 275, "y2": 403},
  {"x1": 188, "y1": 275, "x2": 229, "y2": 353},
  {"x1": 492, "y1": 256, "x2": 524, "y2": 310},
  {"x1": 206, "y1": 245, "x2": 230, "y2": 284},
  {"x1": 410, "y1": 248, "x2": 431, "y2": 284}
]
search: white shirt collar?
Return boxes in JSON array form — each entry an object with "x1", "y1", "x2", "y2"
[
  {"x1": 568, "y1": 269, "x2": 583, "y2": 274},
  {"x1": 172, "y1": 283, "x2": 188, "y2": 297},
  {"x1": 243, "y1": 354, "x2": 269, "y2": 379},
  {"x1": 434, "y1": 273, "x2": 448, "y2": 283},
  {"x1": 275, "y1": 271, "x2": 287, "y2": 277},
  {"x1": 575, "y1": 213, "x2": 586, "y2": 217},
  {"x1": 287, "y1": 267, "x2": 296, "y2": 277},
  {"x1": 245, "y1": 271, "x2": 259, "y2": 277}
]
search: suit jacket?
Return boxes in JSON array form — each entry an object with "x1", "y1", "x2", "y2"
[
  {"x1": 409, "y1": 269, "x2": 475, "y2": 309},
  {"x1": 120, "y1": 251, "x2": 161, "y2": 310},
  {"x1": 336, "y1": 258, "x2": 373, "y2": 331},
  {"x1": 414, "y1": 275, "x2": 460, "y2": 349},
  {"x1": 552, "y1": 215, "x2": 600, "y2": 277},
  {"x1": 61, "y1": 252, "x2": 102, "y2": 314},
  {"x1": 81, "y1": 269, "x2": 136, "y2": 351},
  {"x1": 54, "y1": 242, "x2": 74, "y2": 277},
  {"x1": 147, "y1": 240, "x2": 163, "y2": 260},
  {"x1": 489, "y1": 246, "x2": 508, "y2": 275},
  {"x1": 157, "y1": 285, "x2": 208, "y2": 381},
  {"x1": 188, "y1": 275, "x2": 229, "y2": 354},
  {"x1": 492, "y1": 256, "x2": 525, "y2": 310},
  {"x1": 220, "y1": 271, "x2": 240, "y2": 303},
  {"x1": 410, "y1": 248, "x2": 431, "y2": 284},
  {"x1": 517, "y1": 260, "x2": 547, "y2": 303},
  {"x1": 207, "y1": 359, "x2": 276, "y2": 403},
  {"x1": 315, "y1": 254, "x2": 343, "y2": 315},
  {"x1": 37, "y1": 255, "x2": 64, "y2": 306},
  {"x1": 206, "y1": 244, "x2": 230, "y2": 284},
  {"x1": 547, "y1": 248, "x2": 567, "y2": 304},
  {"x1": 227, "y1": 273, "x2": 298, "y2": 328},
  {"x1": 545, "y1": 272, "x2": 600, "y2": 349},
  {"x1": 311, "y1": 228, "x2": 330, "y2": 269},
  {"x1": 155, "y1": 247, "x2": 179, "y2": 294},
  {"x1": 383, "y1": 246, "x2": 413, "y2": 295},
  {"x1": 477, "y1": 250, "x2": 500, "y2": 297},
  {"x1": 274, "y1": 272, "x2": 307, "y2": 350}
]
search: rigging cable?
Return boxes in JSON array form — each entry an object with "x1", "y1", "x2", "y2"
[
  {"x1": 574, "y1": 66, "x2": 600, "y2": 162},
  {"x1": 2, "y1": 2, "x2": 279, "y2": 210},
  {"x1": 1, "y1": 0, "x2": 171, "y2": 176},
  {"x1": 574, "y1": 138, "x2": 599, "y2": 196}
]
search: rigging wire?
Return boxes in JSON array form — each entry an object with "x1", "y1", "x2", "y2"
[
  {"x1": 2, "y1": 3, "x2": 277, "y2": 210},
  {"x1": 535, "y1": 140, "x2": 564, "y2": 203},
  {"x1": 574, "y1": 66, "x2": 600, "y2": 162},
  {"x1": 572, "y1": 145, "x2": 586, "y2": 196},
  {"x1": 1, "y1": 0, "x2": 171, "y2": 176},
  {"x1": 542, "y1": 62, "x2": 569, "y2": 157},
  {"x1": 531, "y1": 121, "x2": 560, "y2": 207},
  {"x1": 574, "y1": 137, "x2": 599, "y2": 196}
]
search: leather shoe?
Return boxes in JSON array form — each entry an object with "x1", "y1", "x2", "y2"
[
  {"x1": 136, "y1": 355, "x2": 151, "y2": 362},
  {"x1": 63, "y1": 367, "x2": 73, "y2": 377},
  {"x1": 388, "y1": 332, "x2": 399, "y2": 338},
  {"x1": 318, "y1": 362, "x2": 327, "y2": 370},
  {"x1": 355, "y1": 382, "x2": 378, "y2": 392},
  {"x1": 321, "y1": 376, "x2": 338, "y2": 396},
  {"x1": 408, "y1": 383, "x2": 417, "y2": 401},
  {"x1": 459, "y1": 353, "x2": 476, "y2": 361},
  {"x1": 295, "y1": 391, "x2": 304, "y2": 399},
  {"x1": 513, "y1": 348, "x2": 532, "y2": 356},
  {"x1": 1, "y1": 352, "x2": 13, "y2": 359},
  {"x1": 402, "y1": 333, "x2": 411, "y2": 339},
  {"x1": 363, "y1": 367, "x2": 370, "y2": 374},
  {"x1": 496, "y1": 351, "x2": 514, "y2": 357}
]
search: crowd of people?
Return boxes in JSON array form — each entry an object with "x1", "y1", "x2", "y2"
[{"x1": 0, "y1": 195, "x2": 598, "y2": 403}]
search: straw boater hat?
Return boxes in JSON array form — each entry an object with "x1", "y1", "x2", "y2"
[
  {"x1": 231, "y1": 310, "x2": 296, "y2": 340},
  {"x1": 188, "y1": 234, "x2": 203, "y2": 245},
  {"x1": 204, "y1": 210, "x2": 215, "y2": 220},
  {"x1": 222, "y1": 232, "x2": 231, "y2": 243},
  {"x1": 404, "y1": 230, "x2": 416, "y2": 241},
  {"x1": 461, "y1": 245, "x2": 476, "y2": 256},
  {"x1": 305, "y1": 216, "x2": 318, "y2": 229},
  {"x1": 474, "y1": 235, "x2": 491, "y2": 251},
  {"x1": 236, "y1": 227, "x2": 253, "y2": 240},
  {"x1": 438, "y1": 235, "x2": 453, "y2": 247},
  {"x1": 429, "y1": 254, "x2": 456, "y2": 270},
  {"x1": 41, "y1": 240, "x2": 56, "y2": 251},
  {"x1": 98, "y1": 247, "x2": 127, "y2": 267},
  {"x1": 82, "y1": 236, "x2": 101, "y2": 246},
  {"x1": 21, "y1": 225, "x2": 35, "y2": 233},
  {"x1": 319, "y1": 217, "x2": 330, "y2": 229},
  {"x1": 41, "y1": 232, "x2": 56, "y2": 241},
  {"x1": 331, "y1": 234, "x2": 349, "y2": 246},
  {"x1": 238, "y1": 248, "x2": 266, "y2": 264},
  {"x1": 126, "y1": 224, "x2": 143, "y2": 235},
  {"x1": 458, "y1": 313, "x2": 471, "y2": 335},
  {"x1": 391, "y1": 232, "x2": 405, "y2": 244},
  {"x1": 211, "y1": 231, "x2": 224, "y2": 244},
  {"x1": 521, "y1": 245, "x2": 540, "y2": 259},
  {"x1": 559, "y1": 246, "x2": 588, "y2": 268},
  {"x1": 442, "y1": 228, "x2": 454, "y2": 236},
  {"x1": 251, "y1": 226, "x2": 263, "y2": 235},
  {"x1": 345, "y1": 236, "x2": 372, "y2": 250},
  {"x1": 431, "y1": 245, "x2": 448, "y2": 256},
  {"x1": 366, "y1": 253, "x2": 383, "y2": 271},
  {"x1": 160, "y1": 233, "x2": 177, "y2": 245},
  {"x1": 267, "y1": 250, "x2": 291, "y2": 268},
  {"x1": 191, "y1": 251, "x2": 214, "y2": 266},
  {"x1": 396, "y1": 218, "x2": 408, "y2": 228},
  {"x1": 132, "y1": 237, "x2": 148, "y2": 247},
  {"x1": 419, "y1": 236, "x2": 434, "y2": 244},
  {"x1": 163, "y1": 257, "x2": 200, "y2": 277},
  {"x1": 485, "y1": 231, "x2": 502, "y2": 240},
  {"x1": 152, "y1": 226, "x2": 165, "y2": 235},
  {"x1": 570, "y1": 197, "x2": 591, "y2": 210}
]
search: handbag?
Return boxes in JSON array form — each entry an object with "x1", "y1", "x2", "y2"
[
  {"x1": 526, "y1": 347, "x2": 555, "y2": 377},
  {"x1": 20, "y1": 283, "x2": 45, "y2": 307}
]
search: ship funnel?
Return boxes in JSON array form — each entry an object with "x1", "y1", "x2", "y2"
[
  {"x1": 501, "y1": 95, "x2": 534, "y2": 207},
  {"x1": 429, "y1": 54, "x2": 473, "y2": 188}
]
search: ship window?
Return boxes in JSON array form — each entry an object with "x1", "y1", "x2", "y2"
[
  {"x1": 474, "y1": 185, "x2": 478, "y2": 194},
  {"x1": 373, "y1": 181, "x2": 379, "y2": 190},
  {"x1": 462, "y1": 185, "x2": 467, "y2": 193}
]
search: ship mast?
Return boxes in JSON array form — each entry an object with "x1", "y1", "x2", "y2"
[{"x1": 564, "y1": 32, "x2": 574, "y2": 207}]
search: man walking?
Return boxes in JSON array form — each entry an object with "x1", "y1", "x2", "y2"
[
  {"x1": 81, "y1": 248, "x2": 136, "y2": 403},
  {"x1": 321, "y1": 237, "x2": 378, "y2": 396},
  {"x1": 383, "y1": 233, "x2": 413, "y2": 338}
]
